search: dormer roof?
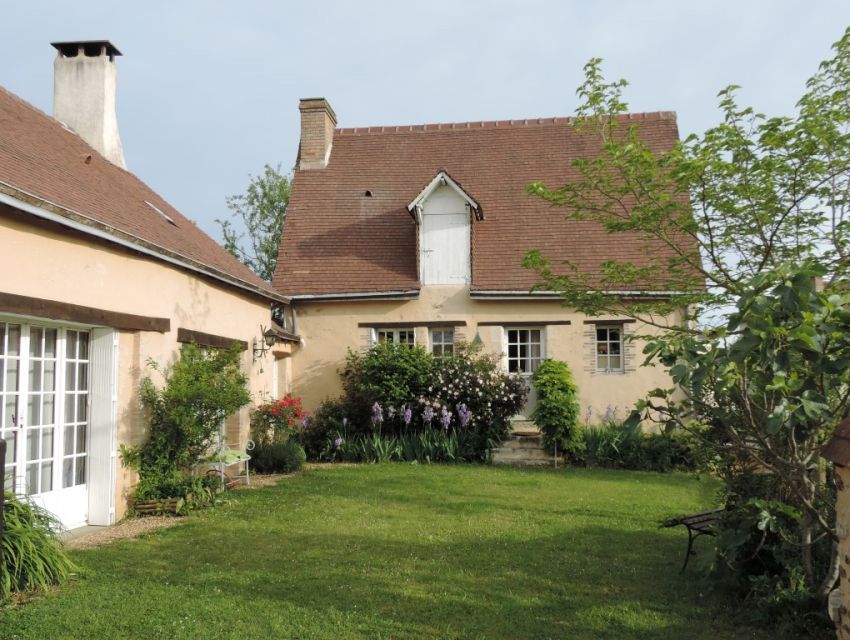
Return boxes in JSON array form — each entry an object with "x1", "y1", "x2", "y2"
[{"x1": 407, "y1": 170, "x2": 482, "y2": 223}]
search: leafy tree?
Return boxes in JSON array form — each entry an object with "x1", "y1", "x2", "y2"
[
  {"x1": 524, "y1": 28, "x2": 850, "y2": 325},
  {"x1": 216, "y1": 163, "x2": 290, "y2": 281},
  {"x1": 524, "y1": 27, "x2": 850, "y2": 614}
]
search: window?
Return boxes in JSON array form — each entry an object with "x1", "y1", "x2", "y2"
[
  {"x1": 506, "y1": 328, "x2": 543, "y2": 374},
  {"x1": 596, "y1": 325, "x2": 623, "y2": 371},
  {"x1": 374, "y1": 328, "x2": 415, "y2": 346},
  {"x1": 431, "y1": 329, "x2": 454, "y2": 357}
]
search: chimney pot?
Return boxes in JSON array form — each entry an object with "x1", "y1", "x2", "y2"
[
  {"x1": 51, "y1": 40, "x2": 126, "y2": 168},
  {"x1": 298, "y1": 97, "x2": 336, "y2": 170}
]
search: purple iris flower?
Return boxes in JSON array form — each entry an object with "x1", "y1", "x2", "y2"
[
  {"x1": 371, "y1": 402, "x2": 384, "y2": 426},
  {"x1": 441, "y1": 406, "x2": 452, "y2": 430},
  {"x1": 457, "y1": 403, "x2": 472, "y2": 427},
  {"x1": 402, "y1": 404, "x2": 412, "y2": 426},
  {"x1": 334, "y1": 436, "x2": 343, "y2": 448},
  {"x1": 422, "y1": 405, "x2": 434, "y2": 426}
]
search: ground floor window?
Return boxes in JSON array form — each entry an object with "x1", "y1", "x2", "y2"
[
  {"x1": 373, "y1": 328, "x2": 415, "y2": 346},
  {"x1": 595, "y1": 325, "x2": 623, "y2": 372},
  {"x1": 430, "y1": 329, "x2": 454, "y2": 357},
  {"x1": 506, "y1": 328, "x2": 543, "y2": 374}
]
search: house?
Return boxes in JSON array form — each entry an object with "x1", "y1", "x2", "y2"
[
  {"x1": 274, "y1": 98, "x2": 688, "y2": 422},
  {"x1": 0, "y1": 41, "x2": 297, "y2": 530}
]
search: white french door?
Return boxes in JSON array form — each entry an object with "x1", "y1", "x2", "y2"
[
  {"x1": 506, "y1": 328, "x2": 545, "y2": 419},
  {"x1": 0, "y1": 322, "x2": 90, "y2": 528}
]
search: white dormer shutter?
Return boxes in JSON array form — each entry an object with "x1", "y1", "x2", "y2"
[{"x1": 419, "y1": 186, "x2": 471, "y2": 285}]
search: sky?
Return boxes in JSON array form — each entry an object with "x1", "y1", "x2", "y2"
[{"x1": 3, "y1": 1, "x2": 850, "y2": 243}]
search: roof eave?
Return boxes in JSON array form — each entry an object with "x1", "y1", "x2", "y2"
[
  {"x1": 290, "y1": 290, "x2": 420, "y2": 302},
  {"x1": 0, "y1": 184, "x2": 290, "y2": 305},
  {"x1": 469, "y1": 289, "x2": 693, "y2": 300}
]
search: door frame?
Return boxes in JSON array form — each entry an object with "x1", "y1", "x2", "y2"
[
  {"x1": 0, "y1": 313, "x2": 117, "y2": 529},
  {"x1": 502, "y1": 326, "x2": 546, "y2": 419}
]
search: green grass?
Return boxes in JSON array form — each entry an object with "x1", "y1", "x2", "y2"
[{"x1": 0, "y1": 465, "x2": 767, "y2": 639}]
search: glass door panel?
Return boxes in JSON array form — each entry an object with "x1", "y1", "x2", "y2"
[
  {"x1": 62, "y1": 329, "x2": 89, "y2": 489},
  {"x1": 0, "y1": 323, "x2": 22, "y2": 493},
  {"x1": 23, "y1": 327, "x2": 58, "y2": 495}
]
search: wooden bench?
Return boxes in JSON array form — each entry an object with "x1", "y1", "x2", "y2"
[{"x1": 661, "y1": 508, "x2": 724, "y2": 572}]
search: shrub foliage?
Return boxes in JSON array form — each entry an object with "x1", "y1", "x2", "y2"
[
  {"x1": 530, "y1": 359, "x2": 582, "y2": 456},
  {"x1": 121, "y1": 344, "x2": 250, "y2": 508},
  {"x1": 250, "y1": 393, "x2": 307, "y2": 447},
  {"x1": 303, "y1": 341, "x2": 527, "y2": 462},
  {"x1": 251, "y1": 441, "x2": 306, "y2": 474},
  {"x1": 1, "y1": 495, "x2": 75, "y2": 599}
]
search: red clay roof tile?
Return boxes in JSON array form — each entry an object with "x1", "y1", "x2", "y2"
[
  {"x1": 274, "y1": 111, "x2": 691, "y2": 297},
  {"x1": 0, "y1": 85, "x2": 282, "y2": 301}
]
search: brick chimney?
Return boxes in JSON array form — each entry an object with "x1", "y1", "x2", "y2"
[
  {"x1": 51, "y1": 40, "x2": 126, "y2": 169},
  {"x1": 298, "y1": 98, "x2": 336, "y2": 170}
]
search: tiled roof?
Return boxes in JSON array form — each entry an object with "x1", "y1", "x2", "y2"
[
  {"x1": 274, "y1": 110, "x2": 693, "y2": 297},
  {"x1": 0, "y1": 85, "x2": 284, "y2": 302}
]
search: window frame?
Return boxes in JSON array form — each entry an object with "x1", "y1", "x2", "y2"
[
  {"x1": 505, "y1": 327, "x2": 545, "y2": 376},
  {"x1": 595, "y1": 324, "x2": 624, "y2": 373},
  {"x1": 372, "y1": 328, "x2": 416, "y2": 346},
  {"x1": 430, "y1": 328, "x2": 455, "y2": 357}
]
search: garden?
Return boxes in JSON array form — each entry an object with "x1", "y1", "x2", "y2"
[{"x1": 1, "y1": 464, "x2": 768, "y2": 640}]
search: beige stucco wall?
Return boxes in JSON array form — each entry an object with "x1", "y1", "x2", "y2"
[
  {"x1": 291, "y1": 284, "x2": 680, "y2": 420},
  {"x1": 0, "y1": 213, "x2": 291, "y2": 520}
]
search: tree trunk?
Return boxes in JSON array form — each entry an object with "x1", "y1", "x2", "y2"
[
  {"x1": 817, "y1": 540, "x2": 840, "y2": 602},
  {"x1": 802, "y1": 506, "x2": 815, "y2": 588}
]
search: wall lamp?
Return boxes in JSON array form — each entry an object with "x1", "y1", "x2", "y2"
[{"x1": 252, "y1": 325, "x2": 277, "y2": 363}]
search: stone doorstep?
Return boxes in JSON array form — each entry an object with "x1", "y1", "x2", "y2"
[
  {"x1": 491, "y1": 448, "x2": 552, "y2": 460},
  {"x1": 510, "y1": 420, "x2": 541, "y2": 438},
  {"x1": 499, "y1": 438, "x2": 545, "y2": 450}
]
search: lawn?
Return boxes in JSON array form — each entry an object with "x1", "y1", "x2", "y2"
[{"x1": 1, "y1": 465, "x2": 768, "y2": 639}]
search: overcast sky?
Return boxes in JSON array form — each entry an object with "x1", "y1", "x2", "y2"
[{"x1": 3, "y1": 1, "x2": 850, "y2": 242}]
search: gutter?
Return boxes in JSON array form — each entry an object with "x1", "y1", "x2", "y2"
[
  {"x1": 470, "y1": 290, "x2": 694, "y2": 300},
  {"x1": 0, "y1": 185, "x2": 290, "y2": 305},
  {"x1": 290, "y1": 290, "x2": 420, "y2": 302}
]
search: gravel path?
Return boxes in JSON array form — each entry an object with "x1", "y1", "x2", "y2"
[{"x1": 65, "y1": 473, "x2": 294, "y2": 550}]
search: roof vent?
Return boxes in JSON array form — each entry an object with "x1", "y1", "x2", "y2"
[{"x1": 145, "y1": 200, "x2": 177, "y2": 226}]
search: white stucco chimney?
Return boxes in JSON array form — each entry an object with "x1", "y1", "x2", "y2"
[
  {"x1": 51, "y1": 40, "x2": 126, "y2": 169},
  {"x1": 298, "y1": 98, "x2": 336, "y2": 170}
]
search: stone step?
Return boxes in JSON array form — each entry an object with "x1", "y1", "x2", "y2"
[
  {"x1": 492, "y1": 446, "x2": 551, "y2": 460},
  {"x1": 491, "y1": 452, "x2": 553, "y2": 466},
  {"x1": 491, "y1": 439, "x2": 555, "y2": 465},
  {"x1": 499, "y1": 438, "x2": 545, "y2": 450},
  {"x1": 510, "y1": 420, "x2": 541, "y2": 438}
]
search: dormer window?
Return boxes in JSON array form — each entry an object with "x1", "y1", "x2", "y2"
[{"x1": 408, "y1": 171, "x2": 479, "y2": 287}]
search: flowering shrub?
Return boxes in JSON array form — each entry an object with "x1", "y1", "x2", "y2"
[
  {"x1": 250, "y1": 393, "x2": 307, "y2": 447},
  {"x1": 304, "y1": 341, "x2": 527, "y2": 461}
]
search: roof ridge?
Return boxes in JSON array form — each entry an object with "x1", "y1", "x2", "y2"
[{"x1": 336, "y1": 110, "x2": 677, "y2": 135}]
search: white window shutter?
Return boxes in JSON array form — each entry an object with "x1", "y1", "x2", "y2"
[{"x1": 87, "y1": 328, "x2": 118, "y2": 525}]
